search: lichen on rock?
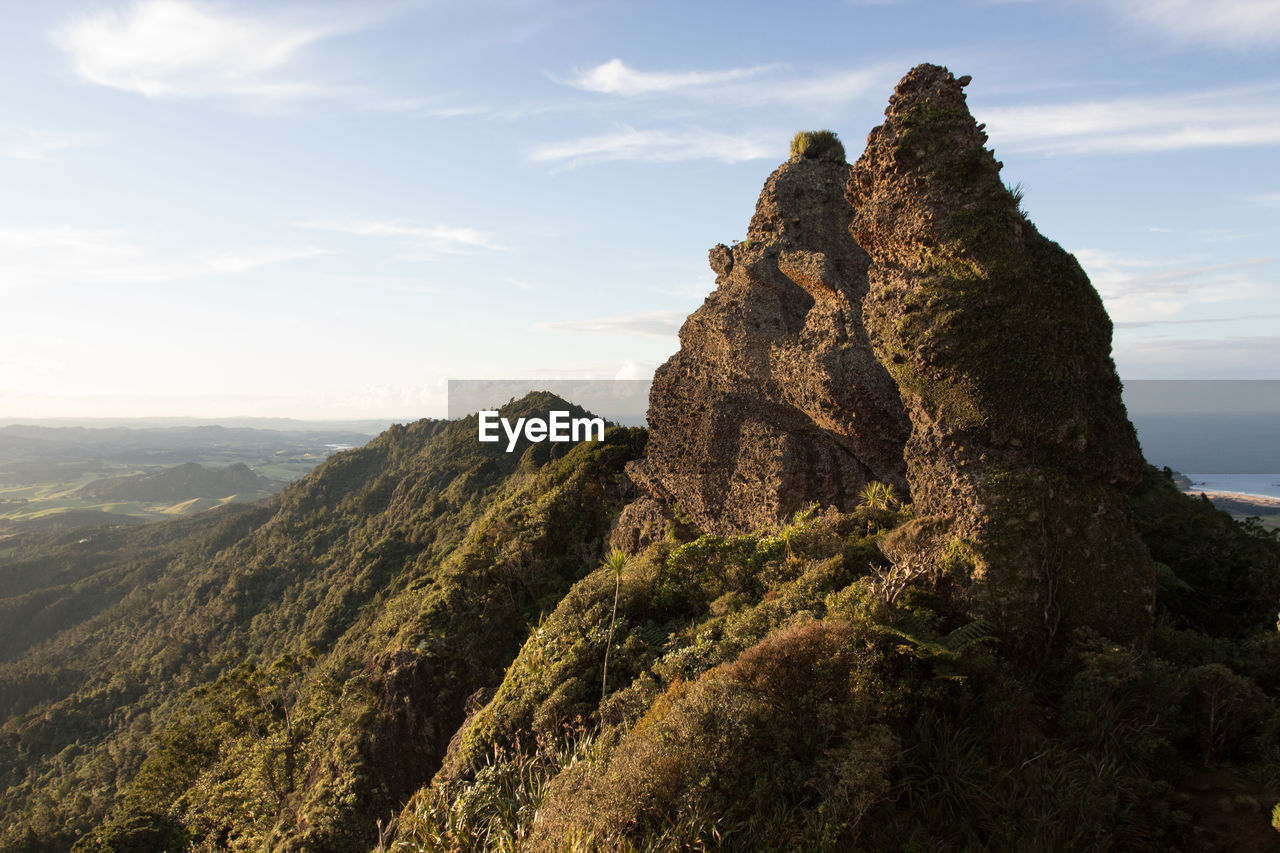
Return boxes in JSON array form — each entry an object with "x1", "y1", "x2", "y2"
[{"x1": 847, "y1": 64, "x2": 1155, "y2": 655}]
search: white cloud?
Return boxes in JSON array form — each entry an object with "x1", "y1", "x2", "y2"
[
  {"x1": 614, "y1": 360, "x2": 656, "y2": 380},
  {"x1": 1116, "y1": 312, "x2": 1280, "y2": 329},
  {"x1": 54, "y1": 0, "x2": 358, "y2": 101},
  {"x1": 529, "y1": 127, "x2": 779, "y2": 166},
  {"x1": 1090, "y1": 0, "x2": 1280, "y2": 49},
  {"x1": 1072, "y1": 249, "x2": 1277, "y2": 324},
  {"x1": 560, "y1": 58, "x2": 887, "y2": 107},
  {"x1": 0, "y1": 358, "x2": 60, "y2": 384},
  {"x1": 0, "y1": 226, "x2": 171, "y2": 286},
  {"x1": 0, "y1": 225, "x2": 333, "y2": 288},
  {"x1": 536, "y1": 60, "x2": 890, "y2": 167},
  {"x1": 298, "y1": 218, "x2": 504, "y2": 258},
  {"x1": 201, "y1": 246, "x2": 334, "y2": 274},
  {"x1": 1083, "y1": 254, "x2": 1274, "y2": 296},
  {"x1": 1115, "y1": 336, "x2": 1280, "y2": 378},
  {"x1": 1250, "y1": 191, "x2": 1280, "y2": 207},
  {"x1": 773, "y1": 67, "x2": 887, "y2": 105},
  {"x1": 0, "y1": 128, "x2": 84, "y2": 161},
  {"x1": 979, "y1": 84, "x2": 1280, "y2": 154},
  {"x1": 565, "y1": 58, "x2": 773, "y2": 96},
  {"x1": 329, "y1": 382, "x2": 447, "y2": 415},
  {"x1": 538, "y1": 310, "x2": 686, "y2": 337}
]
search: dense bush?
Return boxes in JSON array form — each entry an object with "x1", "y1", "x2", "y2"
[{"x1": 789, "y1": 129, "x2": 846, "y2": 162}]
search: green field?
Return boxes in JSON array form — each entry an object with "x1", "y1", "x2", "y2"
[
  {"x1": 0, "y1": 474, "x2": 275, "y2": 526},
  {"x1": 0, "y1": 425, "x2": 374, "y2": 532}
]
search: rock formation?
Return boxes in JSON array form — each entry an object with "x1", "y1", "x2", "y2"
[
  {"x1": 847, "y1": 64, "x2": 1155, "y2": 654},
  {"x1": 629, "y1": 135, "x2": 910, "y2": 536}
]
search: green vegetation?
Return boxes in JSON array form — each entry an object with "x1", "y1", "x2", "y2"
[
  {"x1": 600, "y1": 548, "x2": 628, "y2": 707},
  {"x1": 0, "y1": 425, "x2": 370, "y2": 532},
  {"x1": 789, "y1": 129, "x2": 846, "y2": 162},
  {"x1": 2, "y1": 395, "x2": 1277, "y2": 850},
  {"x1": 859, "y1": 480, "x2": 901, "y2": 511},
  {"x1": 0, "y1": 394, "x2": 645, "y2": 851},
  {"x1": 384, "y1": 468, "x2": 1280, "y2": 851}
]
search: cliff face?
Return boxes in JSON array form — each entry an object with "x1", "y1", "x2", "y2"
[
  {"x1": 847, "y1": 64, "x2": 1155, "y2": 654},
  {"x1": 633, "y1": 145, "x2": 910, "y2": 536}
]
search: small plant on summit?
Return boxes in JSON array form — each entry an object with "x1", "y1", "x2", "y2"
[
  {"x1": 790, "y1": 129, "x2": 846, "y2": 162},
  {"x1": 601, "y1": 547, "x2": 628, "y2": 706}
]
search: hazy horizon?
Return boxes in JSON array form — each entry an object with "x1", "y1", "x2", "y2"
[{"x1": 4, "y1": 1, "x2": 1279, "y2": 421}]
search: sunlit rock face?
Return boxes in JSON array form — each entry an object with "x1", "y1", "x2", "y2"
[{"x1": 633, "y1": 146, "x2": 910, "y2": 536}]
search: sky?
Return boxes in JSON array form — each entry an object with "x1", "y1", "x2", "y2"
[{"x1": 2, "y1": 0, "x2": 1279, "y2": 420}]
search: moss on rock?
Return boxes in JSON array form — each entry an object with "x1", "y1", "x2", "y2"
[{"x1": 848, "y1": 64, "x2": 1156, "y2": 657}]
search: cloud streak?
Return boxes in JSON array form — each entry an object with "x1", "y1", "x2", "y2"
[
  {"x1": 529, "y1": 127, "x2": 779, "y2": 165},
  {"x1": 0, "y1": 128, "x2": 84, "y2": 161},
  {"x1": 1115, "y1": 336, "x2": 1280, "y2": 379},
  {"x1": 1115, "y1": 312, "x2": 1280, "y2": 329},
  {"x1": 1088, "y1": 0, "x2": 1280, "y2": 49},
  {"x1": 980, "y1": 84, "x2": 1280, "y2": 154},
  {"x1": 0, "y1": 225, "x2": 331, "y2": 288},
  {"x1": 565, "y1": 58, "x2": 774, "y2": 96},
  {"x1": 1072, "y1": 250, "x2": 1277, "y2": 324},
  {"x1": 54, "y1": 0, "x2": 361, "y2": 101},
  {"x1": 560, "y1": 58, "x2": 888, "y2": 107},
  {"x1": 298, "y1": 218, "x2": 505, "y2": 257},
  {"x1": 538, "y1": 310, "x2": 686, "y2": 337}
]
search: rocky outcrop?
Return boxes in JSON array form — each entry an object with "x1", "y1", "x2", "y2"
[
  {"x1": 847, "y1": 64, "x2": 1155, "y2": 655},
  {"x1": 632, "y1": 139, "x2": 910, "y2": 536}
]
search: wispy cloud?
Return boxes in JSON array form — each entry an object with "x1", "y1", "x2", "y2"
[
  {"x1": 327, "y1": 381, "x2": 447, "y2": 415},
  {"x1": 201, "y1": 246, "x2": 334, "y2": 274},
  {"x1": 564, "y1": 58, "x2": 774, "y2": 96},
  {"x1": 560, "y1": 58, "x2": 888, "y2": 107},
  {"x1": 1087, "y1": 0, "x2": 1280, "y2": 49},
  {"x1": 1073, "y1": 249, "x2": 1277, "y2": 323},
  {"x1": 0, "y1": 128, "x2": 84, "y2": 160},
  {"x1": 298, "y1": 218, "x2": 505, "y2": 258},
  {"x1": 531, "y1": 59, "x2": 891, "y2": 167},
  {"x1": 529, "y1": 127, "x2": 779, "y2": 166},
  {"x1": 1116, "y1": 312, "x2": 1280, "y2": 329},
  {"x1": 538, "y1": 310, "x2": 686, "y2": 337},
  {"x1": 0, "y1": 226, "x2": 171, "y2": 286},
  {"x1": 0, "y1": 225, "x2": 331, "y2": 288},
  {"x1": 54, "y1": 0, "x2": 364, "y2": 101},
  {"x1": 980, "y1": 84, "x2": 1280, "y2": 154},
  {"x1": 1250, "y1": 191, "x2": 1280, "y2": 207},
  {"x1": 1115, "y1": 336, "x2": 1280, "y2": 379}
]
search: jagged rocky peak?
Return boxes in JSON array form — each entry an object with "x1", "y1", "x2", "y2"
[
  {"x1": 625, "y1": 134, "x2": 910, "y2": 537},
  {"x1": 848, "y1": 63, "x2": 1155, "y2": 655}
]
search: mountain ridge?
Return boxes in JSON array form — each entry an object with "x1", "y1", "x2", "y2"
[{"x1": 3, "y1": 66, "x2": 1280, "y2": 852}]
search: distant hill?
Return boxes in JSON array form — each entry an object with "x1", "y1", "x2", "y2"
[
  {"x1": 74, "y1": 461, "x2": 282, "y2": 503},
  {"x1": 0, "y1": 392, "x2": 646, "y2": 851}
]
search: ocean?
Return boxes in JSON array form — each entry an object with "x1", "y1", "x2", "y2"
[{"x1": 1184, "y1": 474, "x2": 1280, "y2": 500}]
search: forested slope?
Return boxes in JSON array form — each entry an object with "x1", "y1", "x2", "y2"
[{"x1": 1, "y1": 393, "x2": 645, "y2": 851}]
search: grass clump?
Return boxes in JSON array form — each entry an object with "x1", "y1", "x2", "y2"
[{"x1": 790, "y1": 129, "x2": 846, "y2": 162}]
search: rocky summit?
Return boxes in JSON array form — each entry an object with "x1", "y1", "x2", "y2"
[
  {"x1": 628, "y1": 136, "x2": 910, "y2": 537},
  {"x1": 848, "y1": 64, "x2": 1156, "y2": 656}
]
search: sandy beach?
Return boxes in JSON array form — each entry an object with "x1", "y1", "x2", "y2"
[{"x1": 1184, "y1": 489, "x2": 1280, "y2": 522}]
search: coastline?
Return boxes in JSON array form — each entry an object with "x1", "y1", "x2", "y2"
[
  {"x1": 1183, "y1": 489, "x2": 1280, "y2": 528},
  {"x1": 1184, "y1": 489, "x2": 1280, "y2": 508}
]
